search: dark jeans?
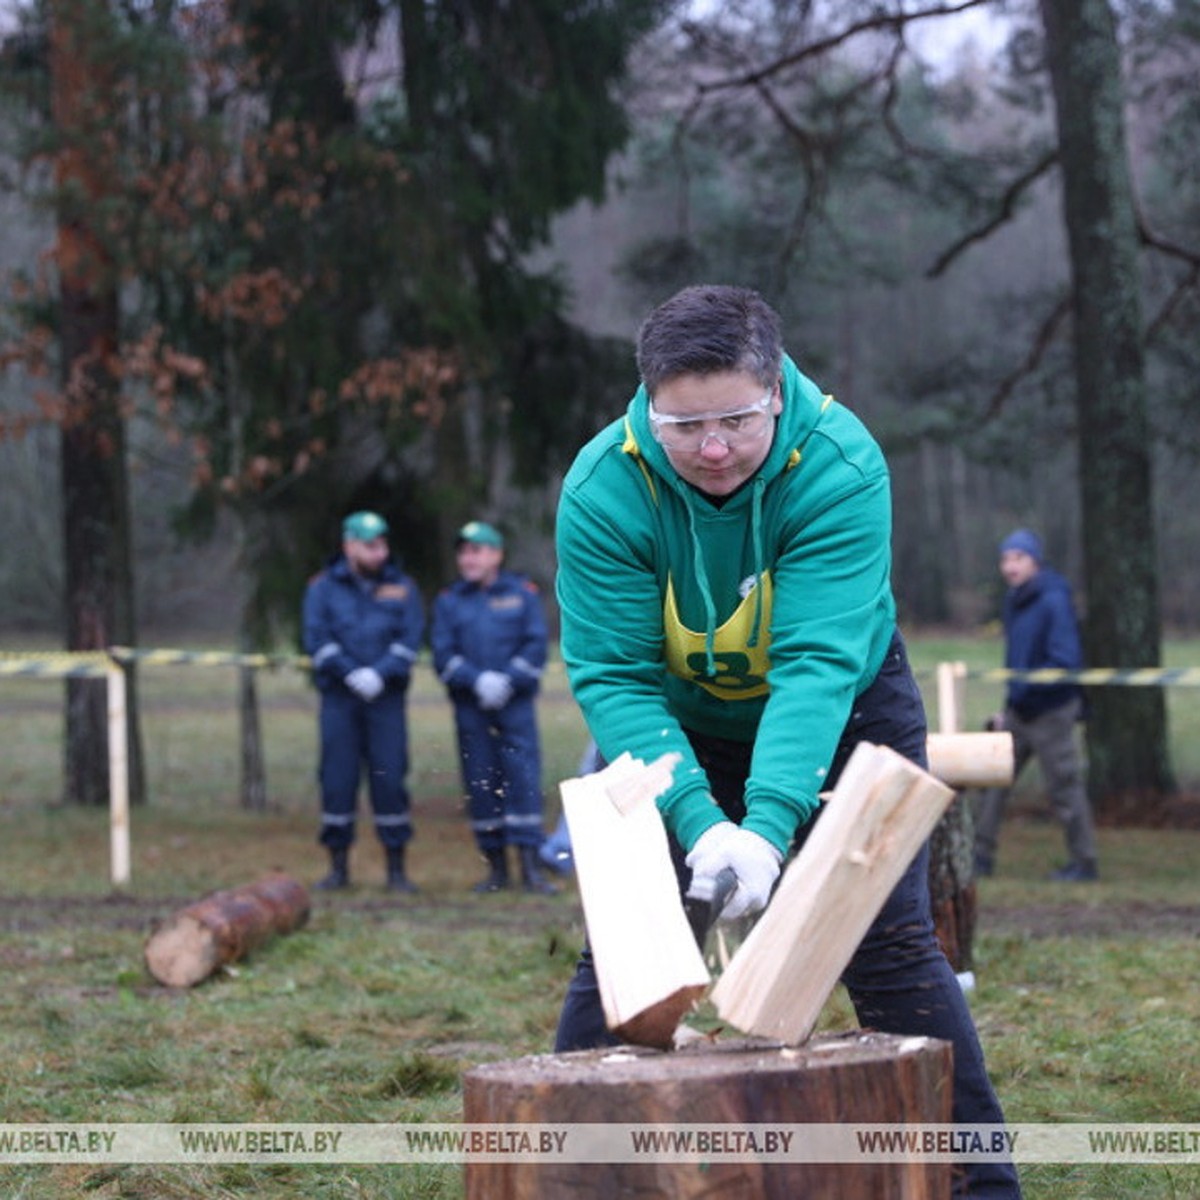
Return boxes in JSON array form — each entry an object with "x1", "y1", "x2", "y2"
[
  {"x1": 973, "y1": 697, "x2": 1096, "y2": 869},
  {"x1": 554, "y1": 632, "x2": 1021, "y2": 1199}
]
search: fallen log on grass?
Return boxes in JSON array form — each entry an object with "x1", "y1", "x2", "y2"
[{"x1": 144, "y1": 872, "x2": 310, "y2": 988}]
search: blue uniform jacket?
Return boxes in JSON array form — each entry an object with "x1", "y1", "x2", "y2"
[
  {"x1": 303, "y1": 556, "x2": 426, "y2": 693},
  {"x1": 1003, "y1": 566, "x2": 1083, "y2": 719},
  {"x1": 431, "y1": 571, "x2": 548, "y2": 699}
]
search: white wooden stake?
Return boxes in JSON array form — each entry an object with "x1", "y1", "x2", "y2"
[{"x1": 107, "y1": 660, "x2": 131, "y2": 888}]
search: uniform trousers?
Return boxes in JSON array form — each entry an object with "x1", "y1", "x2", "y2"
[
  {"x1": 453, "y1": 694, "x2": 544, "y2": 852},
  {"x1": 317, "y1": 687, "x2": 412, "y2": 850}
]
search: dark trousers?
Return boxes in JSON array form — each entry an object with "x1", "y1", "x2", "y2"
[
  {"x1": 974, "y1": 697, "x2": 1096, "y2": 868},
  {"x1": 453, "y1": 695, "x2": 544, "y2": 851},
  {"x1": 317, "y1": 687, "x2": 412, "y2": 850},
  {"x1": 554, "y1": 632, "x2": 1021, "y2": 1199}
]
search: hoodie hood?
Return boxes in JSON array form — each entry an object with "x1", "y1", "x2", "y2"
[{"x1": 621, "y1": 353, "x2": 830, "y2": 674}]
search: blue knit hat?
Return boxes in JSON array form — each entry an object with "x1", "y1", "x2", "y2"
[{"x1": 999, "y1": 528, "x2": 1044, "y2": 563}]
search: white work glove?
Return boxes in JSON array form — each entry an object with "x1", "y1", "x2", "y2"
[
  {"x1": 474, "y1": 670, "x2": 514, "y2": 710},
  {"x1": 344, "y1": 666, "x2": 384, "y2": 701},
  {"x1": 686, "y1": 821, "x2": 783, "y2": 921}
]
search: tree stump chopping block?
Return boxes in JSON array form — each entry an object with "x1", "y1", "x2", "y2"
[
  {"x1": 144, "y1": 872, "x2": 311, "y2": 987},
  {"x1": 463, "y1": 1031, "x2": 953, "y2": 1199}
]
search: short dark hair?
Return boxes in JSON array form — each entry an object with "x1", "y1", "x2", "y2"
[{"x1": 635, "y1": 285, "x2": 783, "y2": 395}]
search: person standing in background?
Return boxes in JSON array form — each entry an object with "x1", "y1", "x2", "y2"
[
  {"x1": 303, "y1": 511, "x2": 425, "y2": 892},
  {"x1": 973, "y1": 528, "x2": 1099, "y2": 882},
  {"x1": 431, "y1": 521, "x2": 557, "y2": 895}
]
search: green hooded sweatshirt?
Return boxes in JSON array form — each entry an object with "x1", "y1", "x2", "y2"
[{"x1": 555, "y1": 354, "x2": 897, "y2": 856}]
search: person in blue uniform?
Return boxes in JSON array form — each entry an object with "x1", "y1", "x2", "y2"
[
  {"x1": 303, "y1": 511, "x2": 425, "y2": 892},
  {"x1": 431, "y1": 521, "x2": 556, "y2": 894}
]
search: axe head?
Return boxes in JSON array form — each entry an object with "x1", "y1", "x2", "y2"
[{"x1": 683, "y1": 866, "x2": 737, "y2": 954}]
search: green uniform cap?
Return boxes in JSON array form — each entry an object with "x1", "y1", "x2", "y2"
[
  {"x1": 456, "y1": 520, "x2": 504, "y2": 549},
  {"x1": 343, "y1": 511, "x2": 389, "y2": 541}
]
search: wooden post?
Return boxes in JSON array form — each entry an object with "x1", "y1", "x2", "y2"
[
  {"x1": 144, "y1": 873, "x2": 311, "y2": 987},
  {"x1": 106, "y1": 659, "x2": 130, "y2": 889},
  {"x1": 463, "y1": 1032, "x2": 953, "y2": 1199},
  {"x1": 928, "y1": 663, "x2": 993, "y2": 976},
  {"x1": 935, "y1": 661, "x2": 967, "y2": 737}
]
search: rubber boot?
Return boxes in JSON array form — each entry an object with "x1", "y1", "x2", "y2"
[
  {"x1": 315, "y1": 846, "x2": 350, "y2": 891},
  {"x1": 385, "y1": 845, "x2": 419, "y2": 893},
  {"x1": 519, "y1": 845, "x2": 559, "y2": 895},
  {"x1": 473, "y1": 848, "x2": 510, "y2": 893}
]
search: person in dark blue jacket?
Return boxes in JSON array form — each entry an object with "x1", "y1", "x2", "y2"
[
  {"x1": 303, "y1": 511, "x2": 425, "y2": 892},
  {"x1": 973, "y1": 529, "x2": 1099, "y2": 881},
  {"x1": 431, "y1": 521, "x2": 556, "y2": 894}
]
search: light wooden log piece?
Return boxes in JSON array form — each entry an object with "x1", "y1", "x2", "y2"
[
  {"x1": 926, "y1": 731, "x2": 1013, "y2": 789},
  {"x1": 712, "y1": 742, "x2": 955, "y2": 1044},
  {"x1": 559, "y1": 752, "x2": 709, "y2": 1049},
  {"x1": 463, "y1": 1032, "x2": 953, "y2": 1199},
  {"x1": 144, "y1": 872, "x2": 310, "y2": 988}
]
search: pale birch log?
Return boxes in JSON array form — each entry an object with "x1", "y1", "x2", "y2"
[
  {"x1": 927, "y1": 731, "x2": 1014, "y2": 788},
  {"x1": 711, "y1": 742, "x2": 955, "y2": 1044},
  {"x1": 560, "y1": 752, "x2": 710, "y2": 1049}
]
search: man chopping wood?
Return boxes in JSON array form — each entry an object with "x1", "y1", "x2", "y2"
[{"x1": 553, "y1": 285, "x2": 1021, "y2": 1199}]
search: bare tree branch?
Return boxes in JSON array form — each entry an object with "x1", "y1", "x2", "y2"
[
  {"x1": 1145, "y1": 262, "x2": 1199, "y2": 344},
  {"x1": 697, "y1": 0, "x2": 995, "y2": 93},
  {"x1": 982, "y1": 293, "x2": 1071, "y2": 421},
  {"x1": 926, "y1": 149, "x2": 1059, "y2": 278}
]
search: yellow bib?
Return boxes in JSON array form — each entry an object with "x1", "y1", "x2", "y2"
[{"x1": 663, "y1": 572, "x2": 773, "y2": 699}]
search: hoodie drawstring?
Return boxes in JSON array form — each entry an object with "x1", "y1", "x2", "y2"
[
  {"x1": 747, "y1": 477, "x2": 766, "y2": 649},
  {"x1": 687, "y1": 474, "x2": 768, "y2": 678}
]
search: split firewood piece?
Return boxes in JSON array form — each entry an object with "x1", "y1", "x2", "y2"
[
  {"x1": 560, "y1": 752, "x2": 710, "y2": 1049},
  {"x1": 711, "y1": 742, "x2": 955, "y2": 1044},
  {"x1": 926, "y1": 731, "x2": 1014, "y2": 788},
  {"x1": 144, "y1": 871, "x2": 311, "y2": 988}
]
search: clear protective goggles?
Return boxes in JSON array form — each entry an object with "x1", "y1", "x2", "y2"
[{"x1": 648, "y1": 389, "x2": 775, "y2": 452}]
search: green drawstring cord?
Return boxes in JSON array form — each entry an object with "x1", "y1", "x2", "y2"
[
  {"x1": 690, "y1": 474, "x2": 767, "y2": 675},
  {"x1": 747, "y1": 476, "x2": 766, "y2": 648},
  {"x1": 685, "y1": 499, "x2": 720, "y2": 679}
]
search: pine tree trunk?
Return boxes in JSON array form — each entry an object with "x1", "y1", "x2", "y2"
[{"x1": 1039, "y1": 0, "x2": 1175, "y2": 816}]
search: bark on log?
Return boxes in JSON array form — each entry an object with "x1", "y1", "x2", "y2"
[
  {"x1": 463, "y1": 1032, "x2": 953, "y2": 1199},
  {"x1": 928, "y1": 796, "x2": 978, "y2": 973},
  {"x1": 144, "y1": 872, "x2": 310, "y2": 987}
]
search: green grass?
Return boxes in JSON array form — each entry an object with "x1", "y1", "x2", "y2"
[{"x1": 1, "y1": 636, "x2": 1199, "y2": 1198}]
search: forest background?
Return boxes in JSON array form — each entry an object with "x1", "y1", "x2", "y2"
[{"x1": 1, "y1": 0, "x2": 1198, "y2": 818}]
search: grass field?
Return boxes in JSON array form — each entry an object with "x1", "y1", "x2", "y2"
[{"x1": 1, "y1": 634, "x2": 1199, "y2": 1199}]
